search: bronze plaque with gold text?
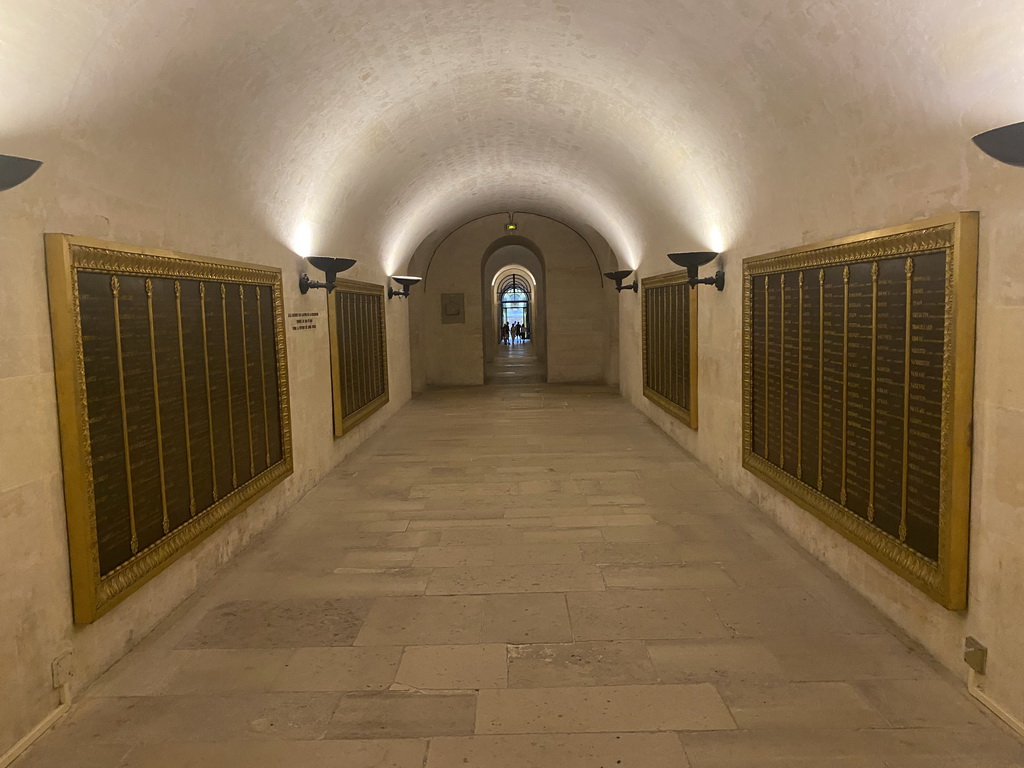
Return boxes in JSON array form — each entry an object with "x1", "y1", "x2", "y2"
[
  {"x1": 329, "y1": 279, "x2": 389, "y2": 436},
  {"x1": 47, "y1": 235, "x2": 293, "y2": 623},
  {"x1": 742, "y1": 214, "x2": 977, "y2": 609},
  {"x1": 642, "y1": 270, "x2": 699, "y2": 428}
]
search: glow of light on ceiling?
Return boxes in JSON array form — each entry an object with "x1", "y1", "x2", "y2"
[
  {"x1": 290, "y1": 218, "x2": 316, "y2": 259},
  {"x1": 379, "y1": 161, "x2": 642, "y2": 276},
  {"x1": 492, "y1": 264, "x2": 537, "y2": 288}
]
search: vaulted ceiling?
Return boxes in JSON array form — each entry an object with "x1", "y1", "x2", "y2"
[{"x1": 3, "y1": 0, "x2": 1022, "y2": 270}]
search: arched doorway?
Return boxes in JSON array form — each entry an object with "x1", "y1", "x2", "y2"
[
  {"x1": 483, "y1": 253, "x2": 546, "y2": 384},
  {"x1": 406, "y1": 213, "x2": 619, "y2": 390},
  {"x1": 497, "y1": 273, "x2": 532, "y2": 340}
]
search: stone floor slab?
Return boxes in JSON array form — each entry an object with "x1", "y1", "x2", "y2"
[
  {"x1": 680, "y1": 725, "x2": 1024, "y2": 764},
  {"x1": 179, "y1": 599, "x2": 372, "y2": 649},
  {"x1": 426, "y1": 564, "x2": 604, "y2": 595},
  {"x1": 705, "y1": 588, "x2": 880, "y2": 637},
  {"x1": 853, "y1": 679, "x2": 995, "y2": 728},
  {"x1": 476, "y1": 684, "x2": 736, "y2": 733},
  {"x1": 522, "y1": 528, "x2": 604, "y2": 542},
  {"x1": 601, "y1": 525, "x2": 686, "y2": 542},
  {"x1": 396, "y1": 644, "x2": 508, "y2": 689},
  {"x1": 160, "y1": 649, "x2": 294, "y2": 694},
  {"x1": 47, "y1": 693, "x2": 342, "y2": 743},
  {"x1": 763, "y1": 634, "x2": 943, "y2": 682},
  {"x1": 342, "y1": 549, "x2": 417, "y2": 567},
  {"x1": 646, "y1": 640, "x2": 786, "y2": 685},
  {"x1": 717, "y1": 681, "x2": 889, "y2": 729},
  {"x1": 354, "y1": 595, "x2": 485, "y2": 646},
  {"x1": 507, "y1": 640, "x2": 657, "y2": 687},
  {"x1": 271, "y1": 646, "x2": 403, "y2": 691},
  {"x1": 328, "y1": 692, "x2": 477, "y2": 738},
  {"x1": 479, "y1": 592, "x2": 574, "y2": 643},
  {"x1": 568, "y1": 590, "x2": 732, "y2": 640},
  {"x1": 117, "y1": 740, "x2": 428, "y2": 768},
  {"x1": 219, "y1": 569, "x2": 431, "y2": 599},
  {"x1": 601, "y1": 563, "x2": 735, "y2": 589},
  {"x1": 14, "y1": 743, "x2": 132, "y2": 768},
  {"x1": 425, "y1": 733, "x2": 690, "y2": 768}
]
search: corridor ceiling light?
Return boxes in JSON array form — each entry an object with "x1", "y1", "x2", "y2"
[
  {"x1": 388, "y1": 275, "x2": 422, "y2": 299},
  {"x1": 0, "y1": 154, "x2": 42, "y2": 191},
  {"x1": 667, "y1": 251, "x2": 725, "y2": 291},
  {"x1": 972, "y1": 122, "x2": 1024, "y2": 167},
  {"x1": 299, "y1": 256, "x2": 356, "y2": 294},
  {"x1": 505, "y1": 212, "x2": 518, "y2": 231},
  {"x1": 603, "y1": 269, "x2": 638, "y2": 293}
]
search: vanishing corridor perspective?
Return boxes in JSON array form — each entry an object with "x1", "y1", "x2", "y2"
[
  {"x1": 15, "y1": 386, "x2": 1024, "y2": 766},
  {"x1": 3, "y1": 0, "x2": 1024, "y2": 766}
]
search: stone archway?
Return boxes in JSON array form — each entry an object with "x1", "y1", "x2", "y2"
[
  {"x1": 408, "y1": 213, "x2": 617, "y2": 389},
  {"x1": 481, "y1": 241, "x2": 547, "y2": 383}
]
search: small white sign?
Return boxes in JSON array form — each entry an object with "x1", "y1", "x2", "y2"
[{"x1": 288, "y1": 311, "x2": 320, "y2": 331}]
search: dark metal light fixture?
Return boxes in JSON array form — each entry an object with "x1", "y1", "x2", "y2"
[
  {"x1": 667, "y1": 251, "x2": 725, "y2": 291},
  {"x1": 505, "y1": 212, "x2": 518, "y2": 231},
  {"x1": 0, "y1": 154, "x2": 43, "y2": 191},
  {"x1": 299, "y1": 256, "x2": 356, "y2": 294},
  {"x1": 603, "y1": 269, "x2": 638, "y2": 293},
  {"x1": 972, "y1": 122, "x2": 1024, "y2": 166},
  {"x1": 388, "y1": 275, "x2": 422, "y2": 299}
]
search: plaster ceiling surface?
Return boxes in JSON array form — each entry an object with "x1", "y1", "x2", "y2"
[{"x1": 2, "y1": 0, "x2": 1023, "y2": 269}]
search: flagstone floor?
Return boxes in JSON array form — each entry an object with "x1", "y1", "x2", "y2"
[
  {"x1": 16, "y1": 385, "x2": 1024, "y2": 767},
  {"x1": 485, "y1": 340, "x2": 545, "y2": 384}
]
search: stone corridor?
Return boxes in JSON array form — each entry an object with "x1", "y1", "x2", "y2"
[{"x1": 16, "y1": 386, "x2": 1024, "y2": 767}]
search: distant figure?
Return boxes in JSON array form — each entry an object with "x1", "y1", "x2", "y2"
[{"x1": 501, "y1": 322, "x2": 510, "y2": 344}]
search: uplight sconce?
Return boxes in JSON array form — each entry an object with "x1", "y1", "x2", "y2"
[
  {"x1": 603, "y1": 269, "x2": 638, "y2": 293},
  {"x1": 299, "y1": 256, "x2": 356, "y2": 294},
  {"x1": 667, "y1": 252, "x2": 725, "y2": 291},
  {"x1": 388, "y1": 275, "x2": 422, "y2": 299},
  {"x1": 972, "y1": 122, "x2": 1024, "y2": 167},
  {"x1": 0, "y1": 154, "x2": 43, "y2": 191},
  {"x1": 505, "y1": 212, "x2": 518, "y2": 231}
]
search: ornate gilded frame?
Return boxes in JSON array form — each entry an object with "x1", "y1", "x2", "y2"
[
  {"x1": 45, "y1": 234, "x2": 293, "y2": 623},
  {"x1": 642, "y1": 269, "x2": 699, "y2": 428},
  {"x1": 741, "y1": 212, "x2": 978, "y2": 609},
  {"x1": 328, "y1": 278, "x2": 389, "y2": 436}
]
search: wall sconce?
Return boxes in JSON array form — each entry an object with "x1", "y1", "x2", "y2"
[
  {"x1": 603, "y1": 269, "x2": 638, "y2": 293},
  {"x1": 0, "y1": 154, "x2": 43, "y2": 191},
  {"x1": 388, "y1": 275, "x2": 422, "y2": 299},
  {"x1": 972, "y1": 122, "x2": 1024, "y2": 166},
  {"x1": 505, "y1": 212, "x2": 518, "y2": 231},
  {"x1": 299, "y1": 256, "x2": 356, "y2": 294},
  {"x1": 667, "y1": 252, "x2": 725, "y2": 291}
]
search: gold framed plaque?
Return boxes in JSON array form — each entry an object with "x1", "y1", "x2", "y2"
[
  {"x1": 328, "y1": 278, "x2": 388, "y2": 436},
  {"x1": 742, "y1": 213, "x2": 978, "y2": 609},
  {"x1": 642, "y1": 270, "x2": 699, "y2": 428},
  {"x1": 46, "y1": 234, "x2": 293, "y2": 623}
]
